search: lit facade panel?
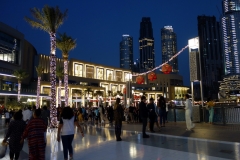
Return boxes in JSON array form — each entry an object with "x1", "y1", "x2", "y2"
[
  {"x1": 161, "y1": 26, "x2": 178, "y2": 72},
  {"x1": 139, "y1": 17, "x2": 155, "y2": 72},
  {"x1": 222, "y1": 1, "x2": 240, "y2": 75},
  {"x1": 74, "y1": 63, "x2": 83, "y2": 77}
]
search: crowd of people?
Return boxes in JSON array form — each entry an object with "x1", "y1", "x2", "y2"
[{"x1": 1, "y1": 93, "x2": 197, "y2": 160}]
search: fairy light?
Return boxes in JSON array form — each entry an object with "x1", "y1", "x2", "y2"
[
  {"x1": 133, "y1": 45, "x2": 189, "y2": 76},
  {"x1": 50, "y1": 54, "x2": 57, "y2": 128},
  {"x1": 36, "y1": 76, "x2": 41, "y2": 108},
  {"x1": 58, "y1": 80, "x2": 62, "y2": 107},
  {"x1": 18, "y1": 81, "x2": 21, "y2": 102},
  {"x1": 64, "y1": 61, "x2": 69, "y2": 106}
]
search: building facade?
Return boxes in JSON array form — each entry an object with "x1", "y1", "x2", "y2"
[
  {"x1": 120, "y1": 35, "x2": 133, "y2": 70},
  {"x1": 139, "y1": 17, "x2": 155, "y2": 72},
  {"x1": 222, "y1": 0, "x2": 240, "y2": 75},
  {"x1": 198, "y1": 16, "x2": 223, "y2": 99},
  {"x1": 161, "y1": 26, "x2": 178, "y2": 72}
]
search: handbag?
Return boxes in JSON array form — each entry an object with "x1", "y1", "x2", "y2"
[{"x1": 0, "y1": 142, "x2": 8, "y2": 158}]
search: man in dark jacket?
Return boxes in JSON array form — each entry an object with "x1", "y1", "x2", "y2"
[
  {"x1": 139, "y1": 96, "x2": 149, "y2": 138},
  {"x1": 147, "y1": 98, "x2": 156, "y2": 132}
]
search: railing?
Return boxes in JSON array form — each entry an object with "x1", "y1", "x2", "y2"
[{"x1": 167, "y1": 105, "x2": 240, "y2": 125}]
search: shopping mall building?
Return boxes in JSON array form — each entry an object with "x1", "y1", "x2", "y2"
[{"x1": 0, "y1": 22, "x2": 189, "y2": 108}]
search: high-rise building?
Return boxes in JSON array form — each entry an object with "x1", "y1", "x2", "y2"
[
  {"x1": 198, "y1": 15, "x2": 223, "y2": 99},
  {"x1": 120, "y1": 35, "x2": 133, "y2": 70},
  {"x1": 161, "y1": 26, "x2": 178, "y2": 72},
  {"x1": 139, "y1": 17, "x2": 155, "y2": 72},
  {"x1": 222, "y1": 0, "x2": 240, "y2": 74}
]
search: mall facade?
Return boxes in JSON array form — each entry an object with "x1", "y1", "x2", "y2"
[{"x1": 0, "y1": 22, "x2": 188, "y2": 108}]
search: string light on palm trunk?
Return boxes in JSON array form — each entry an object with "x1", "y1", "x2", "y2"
[
  {"x1": 36, "y1": 76, "x2": 41, "y2": 108},
  {"x1": 133, "y1": 45, "x2": 189, "y2": 76},
  {"x1": 50, "y1": 54, "x2": 57, "y2": 128},
  {"x1": 18, "y1": 81, "x2": 21, "y2": 102},
  {"x1": 64, "y1": 61, "x2": 69, "y2": 106},
  {"x1": 58, "y1": 80, "x2": 62, "y2": 107}
]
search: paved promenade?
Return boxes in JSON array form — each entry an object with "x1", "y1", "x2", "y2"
[{"x1": 0, "y1": 120, "x2": 239, "y2": 160}]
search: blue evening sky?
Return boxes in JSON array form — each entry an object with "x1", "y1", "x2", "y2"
[{"x1": 0, "y1": 0, "x2": 222, "y2": 86}]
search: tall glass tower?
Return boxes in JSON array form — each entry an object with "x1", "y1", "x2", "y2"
[
  {"x1": 222, "y1": 0, "x2": 240, "y2": 74},
  {"x1": 161, "y1": 26, "x2": 178, "y2": 72},
  {"x1": 198, "y1": 16, "x2": 223, "y2": 99},
  {"x1": 120, "y1": 35, "x2": 133, "y2": 70},
  {"x1": 139, "y1": 17, "x2": 155, "y2": 72}
]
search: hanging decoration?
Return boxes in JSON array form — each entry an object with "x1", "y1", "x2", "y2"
[
  {"x1": 136, "y1": 76, "x2": 144, "y2": 84},
  {"x1": 148, "y1": 72, "x2": 157, "y2": 81},
  {"x1": 162, "y1": 64, "x2": 172, "y2": 74},
  {"x1": 132, "y1": 45, "x2": 188, "y2": 76}
]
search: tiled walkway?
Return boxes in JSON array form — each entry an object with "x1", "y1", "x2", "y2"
[{"x1": 0, "y1": 123, "x2": 239, "y2": 160}]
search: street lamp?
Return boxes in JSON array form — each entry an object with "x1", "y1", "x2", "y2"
[{"x1": 125, "y1": 73, "x2": 132, "y2": 107}]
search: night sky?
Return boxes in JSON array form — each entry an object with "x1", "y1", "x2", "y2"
[{"x1": 0, "y1": 0, "x2": 222, "y2": 86}]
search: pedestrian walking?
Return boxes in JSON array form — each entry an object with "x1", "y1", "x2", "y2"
[
  {"x1": 147, "y1": 98, "x2": 157, "y2": 132},
  {"x1": 3, "y1": 111, "x2": 26, "y2": 160},
  {"x1": 157, "y1": 96, "x2": 166, "y2": 127},
  {"x1": 114, "y1": 98, "x2": 124, "y2": 141},
  {"x1": 21, "y1": 109, "x2": 47, "y2": 160},
  {"x1": 139, "y1": 96, "x2": 149, "y2": 138},
  {"x1": 57, "y1": 106, "x2": 84, "y2": 160},
  {"x1": 206, "y1": 98, "x2": 215, "y2": 124},
  {"x1": 184, "y1": 94, "x2": 195, "y2": 131}
]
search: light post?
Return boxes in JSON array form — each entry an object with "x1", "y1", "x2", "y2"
[{"x1": 125, "y1": 73, "x2": 132, "y2": 107}]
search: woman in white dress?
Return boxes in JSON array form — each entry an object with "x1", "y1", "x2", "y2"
[{"x1": 184, "y1": 94, "x2": 195, "y2": 131}]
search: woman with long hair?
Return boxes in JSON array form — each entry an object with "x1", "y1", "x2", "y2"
[
  {"x1": 57, "y1": 106, "x2": 84, "y2": 160},
  {"x1": 114, "y1": 98, "x2": 124, "y2": 141},
  {"x1": 3, "y1": 111, "x2": 26, "y2": 160},
  {"x1": 207, "y1": 98, "x2": 215, "y2": 124}
]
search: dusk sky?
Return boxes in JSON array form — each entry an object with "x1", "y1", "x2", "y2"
[{"x1": 0, "y1": 0, "x2": 222, "y2": 86}]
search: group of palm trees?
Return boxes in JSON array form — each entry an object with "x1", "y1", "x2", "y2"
[{"x1": 12, "y1": 5, "x2": 75, "y2": 127}]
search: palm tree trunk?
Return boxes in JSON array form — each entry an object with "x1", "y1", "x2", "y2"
[
  {"x1": 49, "y1": 32, "x2": 57, "y2": 127},
  {"x1": 36, "y1": 76, "x2": 41, "y2": 108},
  {"x1": 17, "y1": 80, "x2": 21, "y2": 102},
  {"x1": 64, "y1": 60, "x2": 69, "y2": 106},
  {"x1": 58, "y1": 80, "x2": 62, "y2": 107}
]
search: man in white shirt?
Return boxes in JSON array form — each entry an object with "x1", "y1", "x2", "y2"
[{"x1": 22, "y1": 107, "x2": 32, "y2": 123}]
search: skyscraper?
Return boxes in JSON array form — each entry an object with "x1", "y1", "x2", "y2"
[
  {"x1": 222, "y1": 0, "x2": 240, "y2": 74},
  {"x1": 161, "y1": 26, "x2": 178, "y2": 72},
  {"x1": 139, "y1": 17, "x2": 155, "y2": 72},
  {"x1": 198, "y1": 15, "x2": 223, "y2": 99},
  {"x1": 120, "y1": 35, "x2": 133, "y2": 70}
]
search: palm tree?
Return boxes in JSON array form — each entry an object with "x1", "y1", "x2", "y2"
[
  {"x1": 73, "y1": 90, "x2": 82, "y2": 108},
  {"x1": 35, "y1": 65, "x2": 44, "y2": 108},
  {"x1": 25, "y1": 5, "x2": 67, "y2": 127},
  {"x1": 56, "y1": 33, "x2": 76, "y2": 106},
  {"x1": 85, "y1": 88, "x2": 92, "y2": 106},
  {"x1": 56, "y1": 67, "x2": 64, "y2": 107},
  {"x1": 13, "y1": 69, "x2": 28, "y2": 102}
]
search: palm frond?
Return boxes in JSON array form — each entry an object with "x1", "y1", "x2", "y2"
[
  {"x1": 56, "y1": 33, "x2": 77, "y2": 57},
  {"x1": 25, "y1": 5, "x2": 68, "y2": 33},
  {"x1": 56, "y1": 32, "x2": 76, "y2": 59},
  {"x1": 13, "y1": 69, "x2": 29, "y2": 81},
  {"x1": 35, "y1": 65, "x2": 44, "y2": 77},
  {"x1": 56, "y1": 66, "x2": 64, "y2": 79}
]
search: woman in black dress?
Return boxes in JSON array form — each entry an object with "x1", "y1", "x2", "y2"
[
  {"x1": 114, "y1": 98, "x2": 124, "y2": 141},
  {"x1": 3, "y1": 111, "x2": 26, "y2": 160}
]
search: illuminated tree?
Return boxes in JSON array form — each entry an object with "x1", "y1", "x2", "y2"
[
  {"x1": 56, "y1": 67, "x2": 64, "y2": 107},
  {"x1": 13, "y1": 69, "x2": 28, "y2": 102},
  {"x1": 35, "y1": 65, "x2": 44, "y2": 108},
  {"x1": 56, "y1": 33, "x2": 76, "y2": 106},
  {"x1": 25, "y1": 5, "x2": 67, "y2": 127}
]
